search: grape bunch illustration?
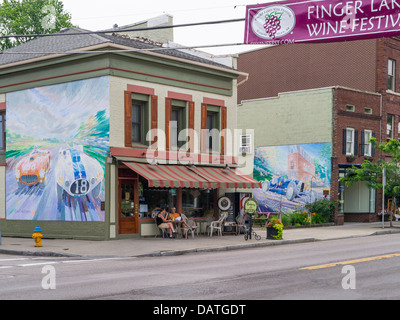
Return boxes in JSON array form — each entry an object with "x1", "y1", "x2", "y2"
[{"x1": 263, "y1": 12, "x2": 283, "y2": 39}]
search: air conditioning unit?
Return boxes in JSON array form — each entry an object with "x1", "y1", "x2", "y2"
[{"x1": 239, "y1": 146, "x2": 250, "y2": 155}]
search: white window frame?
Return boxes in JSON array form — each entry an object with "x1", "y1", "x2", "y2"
[
  {"x1": 346, "y1": 128, "x2": 355, "y2": 156},
  {"x1": 364, "y1": 130, "x2": 372, "y2": 157},
  {"x1": 389, "y1": 59, "x2": 396, "y2": 91},
  {"x1": 387, "y1": 114, "x2": 394, "y2": 139},
  {"x1": 239, "y1": 134, "x2": 252, "y2": 154}
]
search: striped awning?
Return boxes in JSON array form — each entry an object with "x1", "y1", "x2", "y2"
[
  {"x1": 187, "y1": 166, "x2": 262, "y2": 189},
  {"x1": 123, "y1": 162, "x2": 212, "y2": 189}
]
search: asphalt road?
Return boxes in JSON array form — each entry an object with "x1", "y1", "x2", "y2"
[{"x1": 1, "y1": 233, "x2": 400, "y2": 301}]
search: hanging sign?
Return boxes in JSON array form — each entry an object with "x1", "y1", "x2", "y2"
[
  {"x1": 244, "y1": 0, "x2": 400, "y2": 44},
  {"x1": 244, "y1": 198, "x2": 259, "y2": 215}
]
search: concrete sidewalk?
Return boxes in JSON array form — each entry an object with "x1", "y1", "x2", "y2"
[{"x1": 1, "y1": 222, "x2": 400, "y2": 258}]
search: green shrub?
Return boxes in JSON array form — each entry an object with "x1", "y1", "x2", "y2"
[{"x1": 304, "y1": 199, "x2": 336, "y2": 222}]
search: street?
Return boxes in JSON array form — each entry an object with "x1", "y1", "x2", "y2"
[{"x1": 1, "y1": 233, "x2": 400, "y2": 301}]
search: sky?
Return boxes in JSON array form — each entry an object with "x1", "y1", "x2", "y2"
[{"x1": 59, "y1": 0, "x2": 274, "y2": 55}]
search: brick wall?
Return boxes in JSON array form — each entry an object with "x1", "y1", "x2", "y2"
[
  {"x1": 237, "y1": 40, "x2": 377, "y2": 103},
  {"x1": 332, "y1": 88, "x2": 382, "y2": 223}
]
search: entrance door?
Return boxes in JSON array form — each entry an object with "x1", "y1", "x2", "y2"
[{"x1": 119, "y1": 179, "x2": 139, "y2": 234}]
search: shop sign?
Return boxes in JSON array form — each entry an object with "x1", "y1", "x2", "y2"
[
  {"x1": 244, "y1": 198, "x2": 259, "y2": 215},
  {"x1": 245, "y1": 0, "x2": 400, "y2": 45}
]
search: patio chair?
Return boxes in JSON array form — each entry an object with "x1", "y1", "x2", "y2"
[
  {"x1": 236, "y1": 214, "x2": 247, "y2": 234},
  {"x1": 154, "y1": 218, "x2": 168, "y2": 238},
  {"x1": 181, "y1": 214, "x2": 198, "y2": 239},
  {"x1": 209, "y1": 212, "x2": 228, "y2": 237}
]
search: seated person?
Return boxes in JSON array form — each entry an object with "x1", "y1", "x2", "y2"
[
  {"x1": 156, "y1": 208, "x2": 176, "y2": 238},
  {"x1": 169, "y1": 207, "x2": 182, "y2": 221},
  {"x1": 170, "y1": 207, "x2": 195, "y2": 238}
]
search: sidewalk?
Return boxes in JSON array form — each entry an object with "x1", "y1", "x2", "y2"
[{"x1": 1, "y1": 222, "x2": 400, "y2": 258}]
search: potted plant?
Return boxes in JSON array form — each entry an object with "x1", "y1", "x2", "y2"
[
  {"x1": 266, "y1": 218, "x2": 283, "y2": 240},
  {"x1": 346, "y1": 155, "x2": 355, "y2": 162}
]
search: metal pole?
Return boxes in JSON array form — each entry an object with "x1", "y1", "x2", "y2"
[{"x1": 382, "y1": 167, "x2": 386, "y2": 229}]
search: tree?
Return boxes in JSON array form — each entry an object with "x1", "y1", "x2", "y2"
[
  {"x1": 0, "y1": 0, "x2": 74, "y2": 50},
  {"x1": 340, "y1": 138, "x2": 400, "y2": 225}
]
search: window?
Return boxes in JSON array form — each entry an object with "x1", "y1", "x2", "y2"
[
  {"x1": 346, "y1": 128, "x2": 355, "y2": 155},
  {"x1": 387, "y1": 114, "x2": 394, "y2": 139},
  {"x1": 363, "y1": 130, "x2": 373, "y2": 157},
  {"x1": 239, "y1": 134, "x2": 251, "y2": 154},
  {"x1": 170, "y1": 100, "x2": 187, "y2": 149},
  {"x1": 364, "y1": 108, "x2": 372, "y2": 114},
  {"x1": 0, "y1": 111, "x2": 5, "y2": 151},
  {"x1": 132, "y1": 102, "x2": 143, "y2": 143},
  {"x1": 388, "y1": 59, "x2": 396, "y2": 91},
  {"x1": 206, "y1": 110, "x2": 219, "y2": 152},
  {"x1": 346, "y1": 104, "x2": 355, "y2": 112}
]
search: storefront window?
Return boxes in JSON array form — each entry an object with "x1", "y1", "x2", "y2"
[
  {"x1": 182, "y1": 189, "x2": 214, "y2": 217},
  {"x1": 139, "y1": 184, "x2": 215, "y2": 218}
]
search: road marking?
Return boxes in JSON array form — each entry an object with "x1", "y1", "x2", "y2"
[
  {"x1": 19, "y1": 261, "x2": 59, "y2": 267},
  {"x1": 301, "y1": 253, "x2": 400, "y2": 270}
]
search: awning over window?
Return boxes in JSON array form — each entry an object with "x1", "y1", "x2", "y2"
[
  {"x1": 188, "y1": 166, "x2": 262, "y2": 189},
  {"x1": 123, "y1": 162, "x2": 212, "y2": 189},
  {"x1": 123, "y1": 162, "x2": 262, "y2": 190}
]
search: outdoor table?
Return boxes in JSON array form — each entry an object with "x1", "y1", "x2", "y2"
[
  {"x1": 192, "y1": 218, "x2": 210, "y2": 235},
  {"x1": 222, "y1": 221, "x2": 238, "y2": 235}
]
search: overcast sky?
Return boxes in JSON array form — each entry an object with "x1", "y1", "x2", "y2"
[{"x1": 60, "y1": 0, "x2": 274, "y2": 55}]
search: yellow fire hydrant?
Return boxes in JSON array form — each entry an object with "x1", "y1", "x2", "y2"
[{"x1": 32, "y1": 225, "x2": 43, "y2": 247}]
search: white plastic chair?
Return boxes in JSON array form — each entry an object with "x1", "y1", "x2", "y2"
[
  {"x1": 209, "y1": 213, "x2": 228, "y2": 237},
  {"x1": 181, "y1": 214, "x2": 198, "y2": 239}
]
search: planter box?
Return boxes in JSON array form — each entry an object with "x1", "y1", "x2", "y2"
[{"x1": 266, "y1": 226, "x2": 281, "y2": 240}]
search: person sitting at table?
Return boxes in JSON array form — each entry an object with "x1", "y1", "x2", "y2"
[
  {"x1": 170, "y1": 207, "x2": 197, "y2": 238},
  {"x1": 156, "y1": 207, "x2": 176, "y2": 238},
  {"x1": 169, "y1": 207, "x2": 182, "y2": 221}
]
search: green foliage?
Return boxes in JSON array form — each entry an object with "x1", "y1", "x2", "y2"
[
  {"x1": 304, "y1": 198, "x2": 336, "y2": 222},
  {"x1": 267, "y1": 218, "x2": 283, "y2": 239},
  {"x1": 340, "y1": 138, "x2": 400, "y2": 198},
  {"x1": 0, "y1": 0, "x2": 74, "y2": 50}
]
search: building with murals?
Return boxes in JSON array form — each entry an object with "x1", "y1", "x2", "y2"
[
  {"x1": 237, "y1": 38, "x2": 400, "y2": 224},
  {"x1": 0, "y1": 17, "x2": 260, "y2": 240},
  {"x1": 238, "y1": 86, "x2": 381, "y2": 224}
]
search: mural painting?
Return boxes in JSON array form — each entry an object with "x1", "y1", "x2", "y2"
[
  {"x1": 253, "y1": 143, "x2": 331, "y2": 214},
  {"x1": 6, "y1": 77, "x2": 110, "y2": 221}
]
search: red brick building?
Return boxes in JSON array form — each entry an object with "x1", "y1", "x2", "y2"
[{"x1": 237, "y1": 38, "x2": 400, "y2": 223}]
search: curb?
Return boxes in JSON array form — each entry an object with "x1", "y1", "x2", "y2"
[
  {"x1": 134, "y1": 237, "x2": 317, "y2": 257},
  {"x1": 0, "y1": 248, "x2": 79, "y2": 258}
]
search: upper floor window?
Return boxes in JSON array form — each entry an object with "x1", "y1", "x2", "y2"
[
  {"x1": 363, "y1": 130, "x2": 373, "y2": 157},
  {"x1": 170, "y1": 100, "x2": 187, "y2": 149},
  {"x1": 131, "y1": 97, "x2": 149, "y2": 145},
  {"x1": 206, "y1": 106, "x2": 220, "y2": 153},
  {"x1": 387, "y1": 114, "x2": 394, "y2": 139},
  {"x1": 345, "y1": 128, "x2": 355, "y2": 155},
  {"x1": 239, "y1": 134, "x2": 252, "y2": 154},
  {"x1": 388, "y1": 59, "x2": 396, "y2": 91}
]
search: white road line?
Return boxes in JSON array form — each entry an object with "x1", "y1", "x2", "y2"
[
  {"x1": 0, "y1": 266, "x2": 13, "y2": 269},
  {"x1": 18, "y1": 261, "x2": 59, "y2": 267}
]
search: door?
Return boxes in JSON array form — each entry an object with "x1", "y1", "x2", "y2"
[{"x1": 119, "y1": 179, "x2": 139, "y2": 234}]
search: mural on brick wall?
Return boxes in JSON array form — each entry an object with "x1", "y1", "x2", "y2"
[
  {"x1": 253, "y1": 143, "x2": 331, "y2": 214},
  {"x1": 6, "y1": 77, "x2": 110, "y2": 221}
]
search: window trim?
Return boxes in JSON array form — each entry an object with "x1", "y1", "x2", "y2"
[
  {"x1": 363, "y1": 129, "x2": 373, "y2": 157},
  {"x1": 346, "y1": 128, "x2": 355, "y2": 156},
  {"x1": 170, "y1": 99, "x2": 188, "y2": 150},
  {"x1": 387, "y1": 114, "x2": 394, "y2": 140},
  {"x1": 389, "y1": 58, "x2": 396, "y2": 91}
]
